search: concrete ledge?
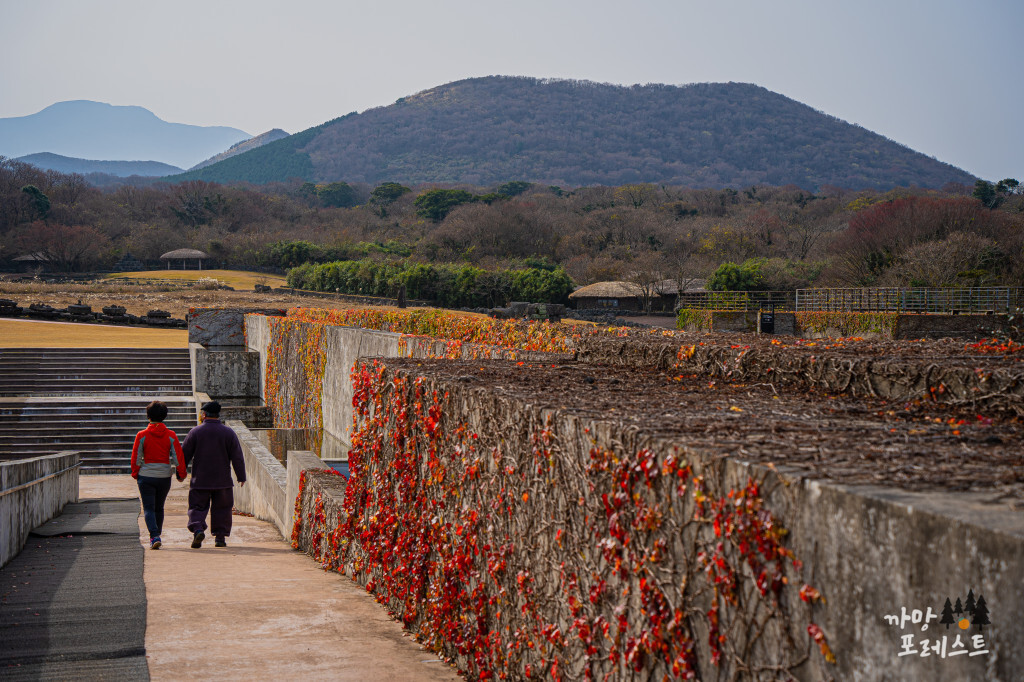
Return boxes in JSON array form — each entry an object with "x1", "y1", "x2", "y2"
[
  {"x1": 286, "y1": 450, "x2": 330, "y2": 537},
  {"x1": 1, "y1": 452, "x2": 79, "y2": 568},
  {"x1": 227, "y1": 420, "x2": 288, "y2": 538}
]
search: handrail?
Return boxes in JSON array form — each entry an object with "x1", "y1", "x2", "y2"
[{"x1": 0, "y1": 462, "x2": 81, "y2": 498}]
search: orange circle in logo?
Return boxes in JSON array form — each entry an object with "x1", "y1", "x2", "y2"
[{"x1": 958, "y1": 618, "x2": 970, "y2": 630}]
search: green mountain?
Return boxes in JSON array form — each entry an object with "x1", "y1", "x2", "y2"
[{"x1": 169, "y1": 77, "x2": 976, "y2": 190}]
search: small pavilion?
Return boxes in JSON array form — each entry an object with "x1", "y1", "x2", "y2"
[{"x1": 160, "y1": 248, "x2": 210, "y2": 270}]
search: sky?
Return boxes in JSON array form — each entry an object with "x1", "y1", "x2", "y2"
[{"x1": 2, "y1": 0, "x2": 1021, "y2": 181}]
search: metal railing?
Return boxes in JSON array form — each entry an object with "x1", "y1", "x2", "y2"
[
  {"x1": 674, "y1": 291, "x2": 796, "y2": 311},
  {"x1": 795, "y1": 287, "x2": 1023, "y2": 314}
]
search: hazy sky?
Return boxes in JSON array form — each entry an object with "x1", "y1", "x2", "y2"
[{"x1": 2, "y1": 0, "x2": 1021, "y2": 181}]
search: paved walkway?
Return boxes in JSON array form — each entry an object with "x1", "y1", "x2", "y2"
[{"x1": 81, "y1": 476, "x2": 458, "y2": 681}]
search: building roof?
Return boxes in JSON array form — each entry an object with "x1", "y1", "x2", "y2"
[
  {"x1": 568, "y1": 281, "x2": 643, "y2": 299},
  {"x1": 160, "y1": 248, "x2": 209, "y2": 260},
  {"x1": 13, "y1": 252, "x2": 49, "y2": 262},
  {"x1": 569, "y1": 279, "x2": 707, "y2": 299}
]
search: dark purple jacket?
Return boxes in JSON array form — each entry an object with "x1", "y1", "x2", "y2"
[{"x1": 182, "y1": 418, "x2": 246, "y2": 489}]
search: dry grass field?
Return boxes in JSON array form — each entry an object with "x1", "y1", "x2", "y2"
[
  {"x1": 0, "y1": 318, "x2": 187, "y2": 348},
  {"x1": 103, "y1": 269, "x2": 288, "y2": 289}
]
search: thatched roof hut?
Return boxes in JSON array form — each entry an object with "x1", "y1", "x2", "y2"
[{"x1": 160, "y1": 248, "x2": 210, "y2": 270}]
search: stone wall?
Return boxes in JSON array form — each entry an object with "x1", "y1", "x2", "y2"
[
  {"x1": 189, "y1": 343, "x2": 262, "y2": 398},
  {"x1": 1, "y1": 452, "x2": 79, "y2": 568},
  {"x1": 295, "y1": 362, "x2": 1023, "y2": 681},
  {"x1": 228, "y1": 420, "x2": 329, "y2": 539},
  {"x1": 228, "y1": 420, "x2": 289, "y2": 538},
  {"x1": 188, "y1": 307, "x2": 286, "y2": 346}
]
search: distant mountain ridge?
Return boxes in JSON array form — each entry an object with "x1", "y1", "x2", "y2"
[
  {"x1": 16, "y1": 152, "x2": 183, "y2": 177},
  {"x1": 0, "y1": 100, "x2": 251, "y2": 169},
  {"x1": 189, "y1": 128, "x2": 290, "y2": 170},
  {"x1": 171, "y1": 76, "x2": 976, "y2": 190}
]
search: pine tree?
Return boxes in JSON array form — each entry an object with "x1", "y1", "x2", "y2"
[
  {"x1": 940, "y1": 598, "x2": 955, "y2": 629},
  {"x1": 953, "y1": 597, "x2": 964, "y2": 618},
  {"x1": 972, "y1": 595, "x2": 991, "y2": 631},
  {"x1": 965, "y1": 589, "x2": 977, "y2": 617}
]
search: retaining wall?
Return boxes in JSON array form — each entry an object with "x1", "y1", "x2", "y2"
[
  {"x1": 227, "y1": 420, "x2": 329, "y2": 539},
  {"x1": 295, "y1": 363, "x2": 1023, "y2": 681},
  {"x1": 1, "y1": 452, "x2": 79, "y2": 568},
  {"x1": 244, "y1": 313, "x2": 565, "y2": 457}
]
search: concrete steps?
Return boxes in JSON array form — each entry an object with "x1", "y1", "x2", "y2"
[{"x1": 0, "y1": 348, "x2": 196, "y2": 473}]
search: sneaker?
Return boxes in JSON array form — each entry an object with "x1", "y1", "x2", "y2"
[
  {"x1": 215, "y1": 537, "x2": 227, "y2": 547},
  {"x1": 150, "y1": 537, "x2": 162, "y2": 550},
  {"x1": 191, "y1": 531, "x2": 205, "y2": 549}
]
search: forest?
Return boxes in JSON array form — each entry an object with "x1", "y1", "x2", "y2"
[{"x1": 1, "y1": 155, "x2": 1022, "y2": 301}]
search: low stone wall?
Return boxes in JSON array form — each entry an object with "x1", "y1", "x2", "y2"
[
  {"x1": 228, "y1": 419, "x2": 331, "y2": 539},
  {"x1": 293, "y1": 362, "x2": 1022, "y2": 681},
  {"x1": 228, "y1": 420, "x2": 288, "y2": 538},
  {"x1": 574, "y1": 335, "x2": 1024, "y2": 416},
  {"x1": 1, "y1": 452, "x2": 79, "y2": 568}
]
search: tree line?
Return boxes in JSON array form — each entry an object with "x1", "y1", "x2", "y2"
[{"x1": 1, "y1": 155, "x2": 1022, "y2": 297}]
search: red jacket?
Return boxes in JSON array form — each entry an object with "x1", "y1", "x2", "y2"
[{"x1": 131, "y1": 422, "x2": 187, "y2": 479}]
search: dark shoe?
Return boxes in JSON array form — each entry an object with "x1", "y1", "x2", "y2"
[
  {"x1": 150, "y1": 537, "x2": 161, "y2": 550},
  {"x1": 215, "y1": 537, "x2": 227, "y2": 547},
  {"x1": 191, "y1": 531, "x2": 205, "y2": 549}
]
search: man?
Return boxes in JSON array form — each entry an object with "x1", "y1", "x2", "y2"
[{"x1": 182, "y1": 401, "x2": 246, "y2": 548}]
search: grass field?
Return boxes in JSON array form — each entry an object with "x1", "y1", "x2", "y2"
[
  {"x1": 0, "y1": 319, "x2": 187, "y2": 348},
  {"x1": 104, "y1": 269, "x2": 287, "y2": 289}
]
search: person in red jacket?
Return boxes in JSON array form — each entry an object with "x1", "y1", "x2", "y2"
[{"x1": 131, "y1": 401, "x2": 187, "y2": 549}]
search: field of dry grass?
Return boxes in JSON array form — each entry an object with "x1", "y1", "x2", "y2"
[
  {"x1": 103, "y1": 269, "x2": 288, "y2": 289},
  {"x1": 0, "y1": 318, "x2": 187, "y2": 348}
]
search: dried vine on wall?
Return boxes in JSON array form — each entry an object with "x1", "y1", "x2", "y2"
[{"x1": 293, "y1": 360, "x2": 832, "y2": 680}]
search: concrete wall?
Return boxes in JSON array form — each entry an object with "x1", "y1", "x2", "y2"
[
  {"x1": 1, "y1": 452, "x2": 79, "y2": 568},
  {"x1": 255, "y1": 314, "x2": 1022, "y2": 679},
  {"x1": 711, "y1": 310, "x2": 758, "y2": 332},
  {"x1": 300, "y1": 367, "x2": 1023, "y2": 681},
  {"x1": 286, "y1": 450, "x2": 327, "y2": 536},
  {"x1": 228, "y1": 420, "x2": 289, "y2": 538},
  {"x1": 189, "y1": 307, "x2": 286, "y2": 346},
  {"x1": 189, "y1": 343, "x2": 261, "y2": 398},
  {"x1": 227, "y1": 420, "x2": 330, "y2": 539},
  {"x1": 894, "y1": 313, "x2": 1011, "y2": 339}
]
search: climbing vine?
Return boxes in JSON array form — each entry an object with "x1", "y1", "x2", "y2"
[
  {"x1": 292, "y1": 360, "x2": 832, "y2": 680},
  {"x1": 794, "y1": 311, "x2": 898, "y2": 337}
]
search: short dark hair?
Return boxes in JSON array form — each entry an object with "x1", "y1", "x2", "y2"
[
  {"x1": 201, "y1": 400, "x2": 222, "y2": 416},
  {"x1": 146, "y1": 401, "x2": 168, "y2": 422}
]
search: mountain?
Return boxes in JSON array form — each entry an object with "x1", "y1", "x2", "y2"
[
  {"x1": 0, "y1": 101, "x2": 251, "y2": 170},
  {"x1": 189, "y1": 129, "x2": 290, "y2": 170},
  {"x1": 170, "y1": 77, "x2": 976, "y2": 191},
  {"x1": 16, "y1": 152, "x2": 183, "y2": 177}
]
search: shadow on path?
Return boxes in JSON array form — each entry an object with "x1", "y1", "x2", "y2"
[{"x1": 0, "y1": 498, "x2": 148, "y2": 681}]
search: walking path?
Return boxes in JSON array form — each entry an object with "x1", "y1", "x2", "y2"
[
  {"x1": 0, "y1": 498, "x2": 149, "y2": 680},
  {"x1": 35, "y1": 476, "x2": 458, "y2": 681}
]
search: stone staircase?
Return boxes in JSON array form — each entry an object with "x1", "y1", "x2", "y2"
[{"x1": 0, "y1": 348, "x2": 196, "y2": 473}]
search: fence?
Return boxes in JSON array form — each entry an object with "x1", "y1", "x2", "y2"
[
  {"x1": 795, "y1": 287, "x2": 1023, "y2": 314},
  {"x1": 674, "y1": 290, "x2": 796, "y2": 311}
]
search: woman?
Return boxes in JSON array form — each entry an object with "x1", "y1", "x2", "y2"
[{"x1": 131, "y1": 400, "x2": 187, "y2": 549}]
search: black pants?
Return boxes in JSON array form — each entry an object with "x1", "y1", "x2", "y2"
[
  {"x1": 137, "y1": 476, "x2": 172, "y2": 538},
  {"x1": 187, "y1": 488, "x2": 234, "y2": 537}
]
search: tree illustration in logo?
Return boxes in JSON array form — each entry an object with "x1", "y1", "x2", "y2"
[
  {"x1": 940, "y1": 598, "x2": 955, "y2": 629},
  {"x1": 972, "y1": 595, "x2": 991, "y2": 632},
  {"x1": 965, "y1": 589, "x2": 977, "y2": 617},
  {"x1": 953, "y1": 597, "x2": 964, "y2": 619}
]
